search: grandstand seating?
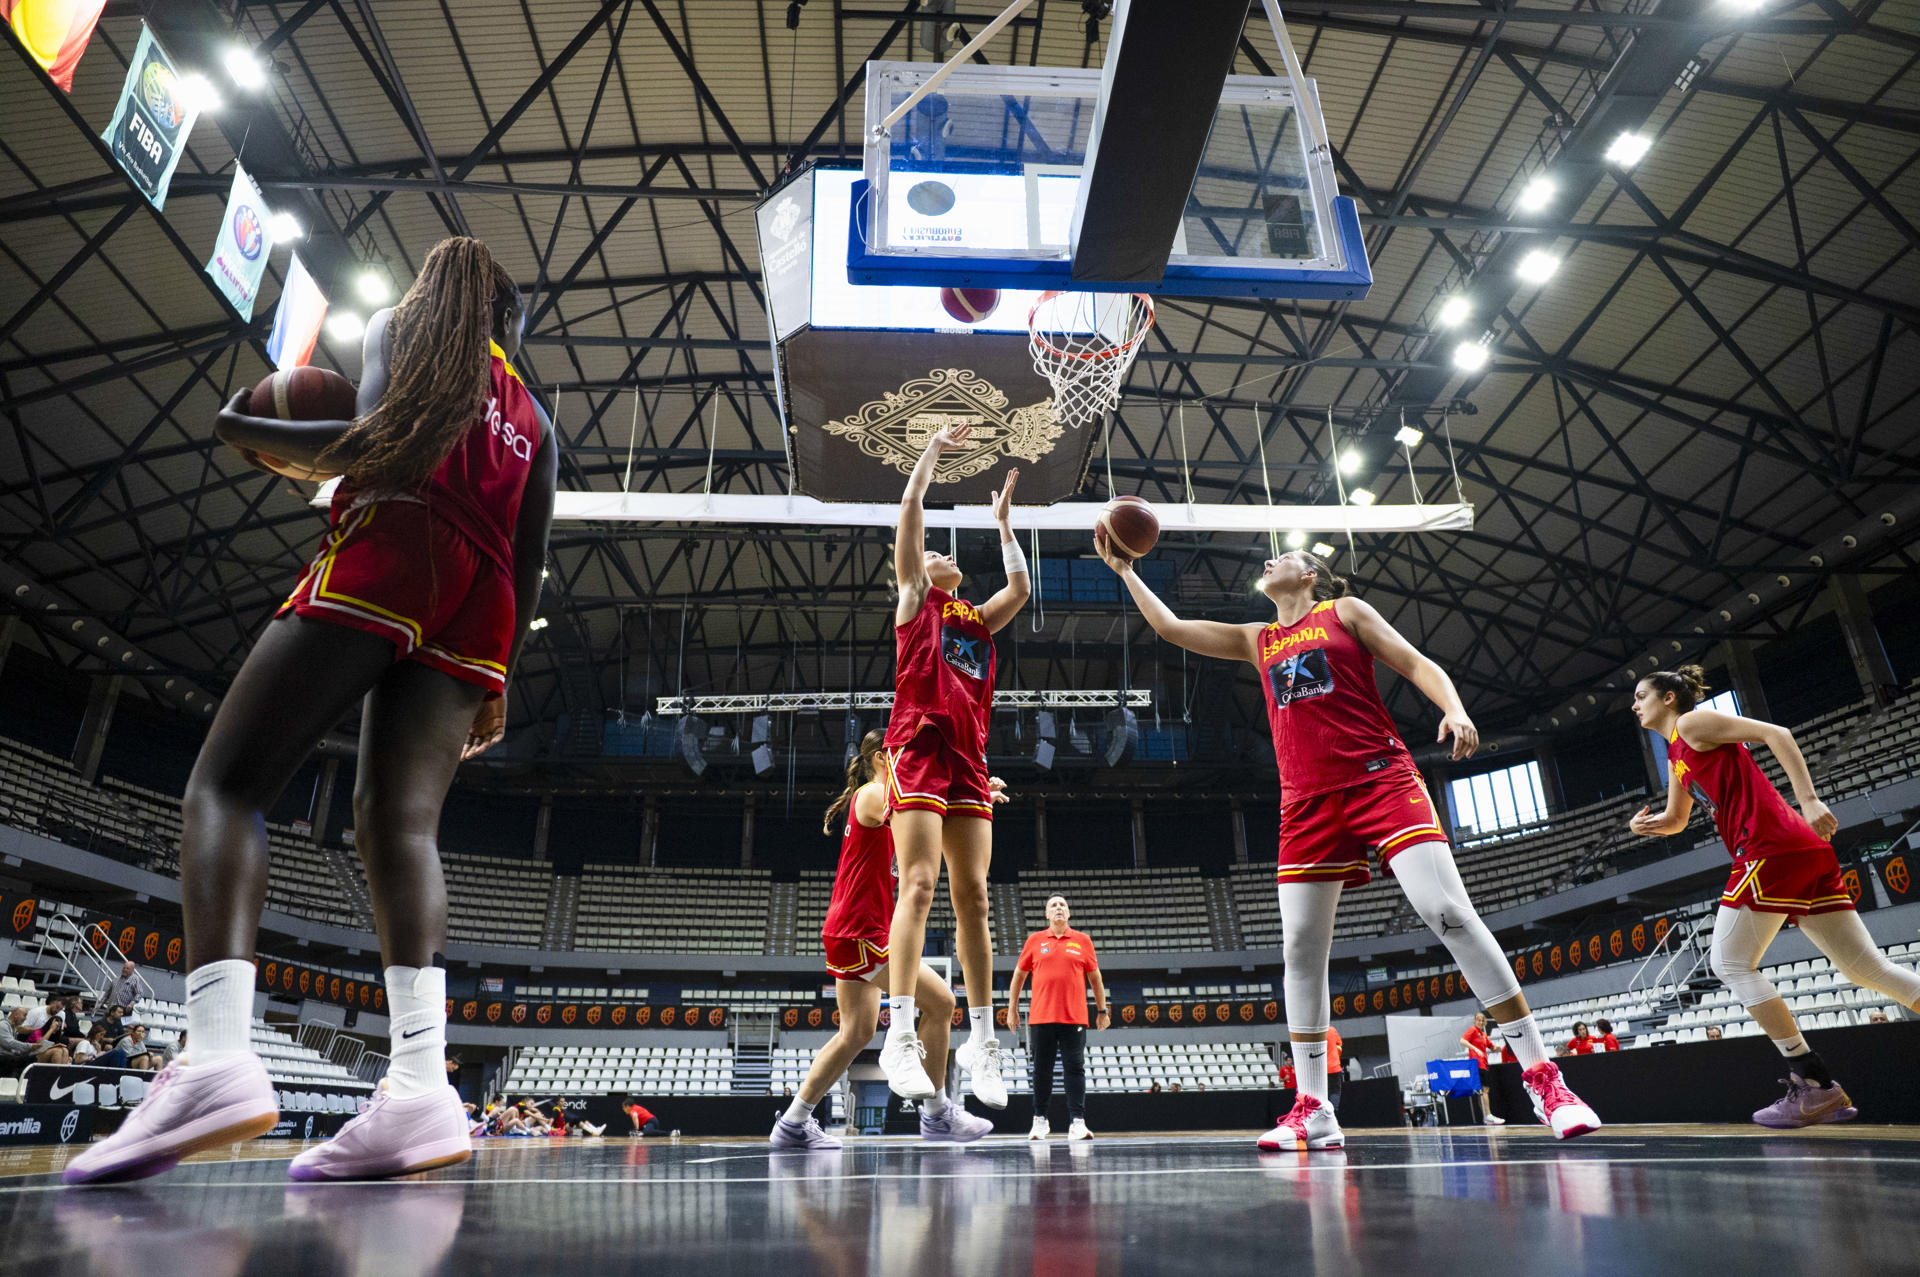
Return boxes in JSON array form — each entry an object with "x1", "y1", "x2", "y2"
[
  {"x1": 573, "y1": 866, "x2": 770, "y2": 953},
  {"x1": 791, "y1": 867, "x2": 962, "y2": 956},
  {"x1": 764, "y1": 1040, "x2": 1280, "y2": 1097},
  {"x1": 442, "y1": 852, "x2": 553, "y2": 947},
  {"x1": 502, "y1": 1044, "x2": 735, "y2": 1095},
  {"x1": 1016, "y1": 867, "x2": 1212, "y2": 952}
]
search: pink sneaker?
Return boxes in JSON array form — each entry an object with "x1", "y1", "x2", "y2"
[
  {"x1": 62, "y1": 1054, "x2": 279, "y2": 1185},
  {"x1": 288, "y1": 1085, "x2": 472, "y2": 1181},
  {"x1": 1753, "y1": 1076, "x2": 1857, "y2": 1128},
  {"x1": 1522, "y1": 1061, "x2": 1602, "y2": 1139}
]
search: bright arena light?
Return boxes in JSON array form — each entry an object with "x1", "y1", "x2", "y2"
[
  {"x1": 1452, "y1": 340, "x2": 1490, "y2": 372},
  {"x1": 1338, "y1": 450, "x2": 1364, "y2": 474},
  {"x1": 1311, "y1": 542, "x2": 1337, "y2": 559},
  {"x1": 528, "y1": 617, "x2": 550, "y2": 631},
  {"x1": 1516, "y1": 250, "x2": 1561, "y2": 285},
  {"x1": 1722, "y1": 0, "x2": 1764, "y2": 12},
  {"x1": 1435, "y1": 295, "x2": 1472, "y2": 328},
  {"x1": 355, "y1": 269, "x2": 393, "y2": 305},
  {"x1": 326, "y1": 311, "x2": 366, "y2": 342},
  {"x1": 266, "y1": 211, "x2": 303, "y2": 241},
  {"x1": 223, "y1": 45, "x2": 267, "y2": 89},
  {"x1": 1348, "y1": 488, "x2": 1378, "y2": 507},
  {"x1": 1517, "y1": 175, "x2": 1556, "y2": 213},
  {"x1": 1285, "y1": 529, "x2": 1307, "y2": 549},
  {"x1": 1394, "y1": 425, "x2": 1424, "y2": 448},
  {"x1": 1606, "y1": 132, "x2": 1653, "y2": 167},
  {"x1": 176, "y1": 73, "x2": 222, "y2": 114}
]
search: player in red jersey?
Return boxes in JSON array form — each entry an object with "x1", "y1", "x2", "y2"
[
  {"x1": 1096, "y1": 542, "x2": 1600, "y2": 1149},
  {"x1": 772, "y1": 729, "x2": 1005, "y2": 1148},
  {"x1": 1629, "y1": 665, "x2": 1920, "y2": 1127},
  {"x1": 878, "y1": 424, "x2": 1028, "y2": 1107},
  {"x1": 1460, "y1": 1012, "x2": 1505, "y2": 1125},
  {"x1": 65, "y1": 238, "x2": 556, "y2": 1187}
]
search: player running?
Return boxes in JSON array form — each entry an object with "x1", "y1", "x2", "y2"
[
  {"x1": 65, "y1": 237, "x2": 556, "y2": 1185},
  {"x1": 1095, "y1": 542, "x2": 1600, "y2": 1149},
  {"x1": 1629, "y1": 666, "x2": 1920, "y2": 1126},
  {"x1": 877, "y1": 425, "x2": 1028, "y2": 1107},
  {"x1": 770, "y1": 729, "x2": 1003, "y2": 1148}
]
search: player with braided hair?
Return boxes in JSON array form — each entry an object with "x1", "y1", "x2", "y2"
[{"x1": 66, "y1": 236, "x2": 557, "y2": 1185}]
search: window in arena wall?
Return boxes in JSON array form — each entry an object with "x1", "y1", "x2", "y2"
[{"x1": 1448, "y1": 761, "x2": 1549, "y2": 842}]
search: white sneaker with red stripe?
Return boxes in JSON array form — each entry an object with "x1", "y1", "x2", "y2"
[
  {"x1": 1256, "y1": 1093, "x2": 1344, "y2": 1151},
  {"x1": 1522, "y1": 1061, "x2": 1602, "y2": 1139}
]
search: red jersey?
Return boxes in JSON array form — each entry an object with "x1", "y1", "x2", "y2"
[
  {"x1": 1015, "y1": 928, "x2": 1099, "y2": 1026},
  {"x1": 1462, "y1": 1026, "x2": 1491, "y2": 1065},
  {"x1": 1563, "y1": 1035, "x2": 1595, "y2": 1055},
  {"x1": 334, "y1": 339, "x2": 540, "y2": 575},
  {"x1": 821, "y1": 812, "x2": 894, "y2": 940},
  {"x1": 1666, "y1": 728, "x2": 1828, "y2": 867},
  {"x1": 1279, "y1": 1064, "x2": 1297, "y2": 1089},
  {"x1": 1257, "y1": 600, "x2": 1414, "y2": 800},
  {"x1": 1326, "y1": 1025, "x2": 1344, "y2": 1075},
  {"x1": 1597, "y1": 1033, "x2": 1620, "y2": 1052},
  {"x1": 886, "y1": 586, "x2": 995, "y2": 752}
]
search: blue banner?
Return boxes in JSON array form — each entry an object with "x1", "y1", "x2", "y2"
[
  {"x1": 98, "y1": 25, "x2": 200, "y2": 210},
  {"x1": 204, "y1": 164, "x2": 271, "y2": 319}
]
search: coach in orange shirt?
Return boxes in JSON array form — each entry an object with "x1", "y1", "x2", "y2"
[{"x1": 1009, "y1": 894, "x2": 1108, "y2": 1141}]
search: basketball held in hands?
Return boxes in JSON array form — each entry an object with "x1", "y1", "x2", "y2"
[
  {"x1": 1096, "y1": 495, "x2": 1159, "y2": 562},
  {"x1": 239, "y1": 367, "x2": 357, "y2": 481}
]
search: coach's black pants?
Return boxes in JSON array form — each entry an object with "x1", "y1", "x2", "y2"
[{"x1": 1029, "y1": 1022, "x2": 1086, "y2": 1121}]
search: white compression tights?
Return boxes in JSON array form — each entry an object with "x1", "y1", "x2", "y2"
[
  {"x1": 1277, "y1": 842, "x2": 1521, "y2": 1033},
  {"x1": 1709, "y1": 905, "x2": 1920, "y2": 1010}
]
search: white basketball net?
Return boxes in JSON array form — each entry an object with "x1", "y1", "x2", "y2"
[{"x1": 1027, "y1": 290, "x2": 1156, "y2": 429}]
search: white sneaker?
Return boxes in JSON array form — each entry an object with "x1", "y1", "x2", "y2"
[
  {"x1": 770, "y1": 1115, "x2": 843, "y2": 1149},
  {"x1": 1483, "y1": 1114, "x2": 1507, "y2": 1126},
  {"x1": 956, "y1": 1036, "x2": 1007, "y2": 1109},
  {"x1": 1067, "y1": 1118, "x2": 1092, "y2": 1141},
  {"x1": 1028, "y1": 1117, "x2": 1050, "y2": 1141},
  {"x1": 1256, "y1": 1094, "x2": 1344, "y2": 1151},
  {"x1": 920, "y1": 1104, "x2": 993, "y2": 1143},
  {"x1": 879, "y1": 1031, "x2": 936, "y2": 1100}
]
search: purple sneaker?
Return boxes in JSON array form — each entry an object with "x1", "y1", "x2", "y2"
[
  {"x1": 288, "y1": 1084, "x2": 472, "y2": 1181},
  {"x1": 62, "y1": 1053, "x2": 279, "y2": 1185},
  {"x1": 770, "y1": 1115, "x2": 843, "y2": 1149},
  {"x1": 920, "y1": 1103, "x2": 994, "y2": 1143},
  {"x1": 1754, "y1": 1076, "x2": 1857, "y2": 1129}
]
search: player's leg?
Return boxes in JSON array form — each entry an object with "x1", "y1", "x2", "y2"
[
  {"x1": 914, "y1": 965, "x2": 987, "y2": 1141},
  {"x1": 1797, "y1": 905, "x2": 1920, "y2": 1012},
  {"x1": 775, "y1": 976, "x2": 879, "y2": 1148},
  {"x1": 64, "y1": 616, "x2": 395, "y2": 1186},
  {"x1": 880, "y1": 808, "x2": 944, "y2": 1098},
  {"x1": 1062, "y1": 1024, "x2": 1090, "y2": 1139},
  {"x1": 1709, "y1": 904, "x2": 1851, "y2": 1125},
  {"x1": 944, "y1": 813, "x2": 1006, "y2": 1107},
  {"x1": 1028, "y1": 1022, "x2": 1059, "y2": 1138},
  {"x1": 1259, "y1": 878, "x2": 1346, "y2": 1150},
  {"x1": 290, "y1": 659, "x2": 487, "y2": 1181},
  {"x1": 1389, "y1": 840, "x2": 1600, "y2": 1138}
]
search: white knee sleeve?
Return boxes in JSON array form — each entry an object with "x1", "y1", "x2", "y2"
[
  {"x1": 1800, "y1": 910, "x2": 1920, "y2": 1009},
  {"x1": 1277, "y1": 881, "x2": 1341, "y2": 1035},
  {"x1": 1709, "y1": 906, "x2": 1787, "y2": 1008},
  {"x1": 1391, "y1": 842, "x2": 1522, "y2": 1007}
]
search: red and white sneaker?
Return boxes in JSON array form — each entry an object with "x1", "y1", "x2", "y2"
[
  {"x1": 1257, "y1": 1093, "x2": 1344, "y2": 1150},
  {"x1": 1522, "y1": 1061, "x2": 1602, "y2": 1139},
  {"x1": 62, "y1": 1053, "x2": 279, "y2": 1185},
  {"x1": 288, "y1": 1083, "x2": 472, "y2": 1181}
]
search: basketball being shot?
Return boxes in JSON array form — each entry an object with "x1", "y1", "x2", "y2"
[{"x1": 5, "y1": 0, "x2": 1920, "y2": 1272}]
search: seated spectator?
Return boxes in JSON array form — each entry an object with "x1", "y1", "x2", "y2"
[
  {"x1": 1148, "y1": 1081, "x2": 1163, "y2": 1094},
  {"x1": 96, "y1": 962, "x2": 142, "y2": 1019},
  {"x1": 122, "y1": 1025, "x2": 155, "y2": 1070},
  {"x1": 92, "y1": 1026, "x2": 132, "y2": 1070},
  {"x1": 1562, "y1": 1021, "x2": 1596, "y2": 1055},
  {"x1": 160, "y1": 1029, "x2": 184, "y2": 1066},
  {"x1": 1170, "y1": 1082, "x2": 1183, "y2": 1093},
  {"x1": 70, "y1": 1028, "x2": 101, "y2": 1064},
  {"x1": 624, "y1": 1099, "x2": 662, "y2": 1137},
  {"x1": 96, "y1": 1006, "x2": 127, "y2": 1048},
  {"x1": 1594, "y1": 1018, "x2": 1620, "y2": 1052},
  {"x1": 1, "y1": 1006, "x2": 70, "y2": 1069},
  {"x1": 1704, "y1": 1025, "x2": 1724, "y2": 1041},
  {"x1": 1868, "y1": 1010, "x2": 1890, "y2": 1025},
  {"x1": 22, "y1": 994, "x2": 60, "y2": 1037}
]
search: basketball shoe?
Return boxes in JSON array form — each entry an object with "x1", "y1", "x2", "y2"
[
  {"x1": 1067, "y1": 1118, "x2": 1092, "y2": 1141},
  {"x1": 288, "y1": 1082, "x2": 472, "y2": 1181},
  {"x1": 1522, "y1": 1061, "x2": 1602, "y2": 1139},
  {"x1": 62, "y1": 1053, "x2": 279, "y2": 1185},
  {"x1": 1028, "y1": 1117, "x2": 1051, "y2": 1140},
  {"x1": 956, "y1": 1036, "x2": 1008, "y2": 1108},
  {"x1": 770, "y1": 1115, "x2": 844, "y2": 1149},
  {"x1": 1753, "y1": 1076, "x2": 1857, "y2": 1128},
  {"x1": 921, "y1": 1104, "x2": 993, "y2": 1143},
  {"x1": 879, "y1": 1030, "x2": 937, "y2": 1100},
  {"x1": 1257, "y1": 1094, "x2": 1344, "y2": 1151}
]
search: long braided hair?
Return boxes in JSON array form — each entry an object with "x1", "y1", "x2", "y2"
[{"x1": 323, "y1": 236, "x2": 521, "y2": 491}]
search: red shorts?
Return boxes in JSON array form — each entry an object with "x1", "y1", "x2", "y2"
[
  {"x1": 278, "y1": 500, "x2": 514, "y2": 696},
  {"x1": 1721, "y1": 852, "x2": 1855, "y2": 917},
  {"x1": 823, "y1": 934, "x2": 889, "y2": 983},
  {"x1": 884, "y1": 730, "x2": 993, "y2": 821},
  {"x1": 1276, "y1": 768, "x2": 1447, "y2": 887}
]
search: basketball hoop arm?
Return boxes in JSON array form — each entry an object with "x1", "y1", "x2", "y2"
[{"x1": 870, "y1": 0, "x2": 1041, "y2": 140}]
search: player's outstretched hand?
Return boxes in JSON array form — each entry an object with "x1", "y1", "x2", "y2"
[
  {"x1": 929, "y1": 423, "x2": 972, "y2": 452},
  {"x1": 1092, "y1": 526, "x2": 1133, "y2": 575},
  {"x1": 990, "y1": 468, "x2": 1019, "y2": 523},
  {"x1": 1437, "y1": 709, "x2": 1478, "y2": 760},
  {"x1": 988, "y1": 775, "x2": 1010, "y2": 804},
  {"x1": 463, "y1": 694, "x2": 507, "y2": 760}
]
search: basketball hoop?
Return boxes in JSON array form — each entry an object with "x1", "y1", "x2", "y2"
[{"x1": 1027, "y1": 290, "x2": 1155, "y2": 429}]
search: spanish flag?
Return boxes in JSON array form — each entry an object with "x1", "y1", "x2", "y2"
[{"x1": 3, "y1": 0, "x2": 107, "y2": 92}]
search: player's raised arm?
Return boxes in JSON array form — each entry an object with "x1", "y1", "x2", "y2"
[
  {"x1": 1679, "y1": 708, "x2": 1835, "y2": 839},
  {"x1": 1093, "y1": 528, "x2": 1260, "y2": 664},
  {"x1": 1337, "y1": 595, "x2": 1478, "y2": 761},
  {"x1": 976, "y1": 468, "x2": 1029, "y2": 634},
  {"x1": 895, "y1": 424, "x2": 970, "y2": 627}
]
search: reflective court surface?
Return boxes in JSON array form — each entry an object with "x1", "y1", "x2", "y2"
[{"x1": 4, "y1": 1128, "x2": 1920, "y2": 1276}]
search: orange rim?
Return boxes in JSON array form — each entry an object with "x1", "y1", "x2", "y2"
[{"x1": 1027, "y1": 290, "x2": 1156, "y2": 362}]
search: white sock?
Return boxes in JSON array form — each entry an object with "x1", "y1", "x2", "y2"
[
  {"x1": 967, "y1": 1005, "x2": 993, "y2": 1042},
  {"x1": 922, "y1": 1088, "x2": 950, "y2": 1117},
  {"x1": 1772, "y1": 1032, "x2": 1810, "y2": 1058},
  {"x1": 383, "y1": 965, "x2": 447, "y2": 1099},
  {"x1": 1295, "y1": 1039, "x2": 1329, "y2": 1101},
  {"x1": 887, "y1": 995, "x2": 916, "y2": 1038},
  {"x1": 185, "y1": 959, "x2": 255, "y2": 1063},
  {"x1": 1499, "y1": 1012, "x2": 1551, "y2": 1070},
  {"x1": 783, "y1": 1095, "x2": 817, "y2": 1124}
]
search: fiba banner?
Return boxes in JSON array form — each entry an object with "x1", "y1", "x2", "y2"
[
  {"x1": 267, "y1": 251, "x2": 328, "y2": 369},
  {"x1": 99, "y1": 24, "x2": 202, "y2": 210},
  {"x1": 778, "y1": 328, "x2": 1097, "y2": 505},
  {"x1": 205, "y1": 165, "x2": 272, "y2": 320},
  {"x1": 2, "y1": 0, "x2": 107, "y2": 92}
]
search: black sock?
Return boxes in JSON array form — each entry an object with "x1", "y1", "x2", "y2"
[{"x1": 1790, "y1": 1049, "x2": 1835, "y2": 1088}]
